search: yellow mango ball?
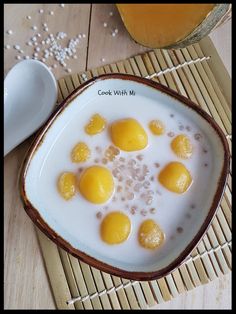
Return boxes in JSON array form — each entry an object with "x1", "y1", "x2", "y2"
[
  {"x1": 171, "y1": 134, "x2": 193, "y2": 159},
  {"x1": 85, "y1": 114, "x2": 106, "y2": 135},
  {"x1": 71, "y1": 142, "x2": 91, "y2": 163},
  {"x1": 158, "y1": 162, "x2": 192, "y2": 194},
  {"x1": 149, "y1": 120, "x2": 165, "y2": 135},
  {"x1": 110, "y1": 118, "x2": 148, "y2": 151},
  {"x1": 79, "y1": 166, "x2": 114, "y2": 204},
  {"x1": 58, "y1": 172, "x2": 77, "y2": 200},
  {"x1": 100, "y1": 212, "x2": 131, "y2": 244},
  {"x1": 138, "y1": 219, "x2": 165, "y2": 249}
]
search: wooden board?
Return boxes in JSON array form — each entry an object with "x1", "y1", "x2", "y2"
[{"x1": 34, "y1": 37, "x2": 231, "y2": 309}]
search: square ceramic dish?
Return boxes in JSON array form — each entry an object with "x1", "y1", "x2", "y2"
[{"x1": 20, "y1": 74, "x2": 230, "y2": 281}]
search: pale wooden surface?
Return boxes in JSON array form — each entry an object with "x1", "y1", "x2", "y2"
[{"x1": 4, "y1": 4, "x2": 231, "y2": 309}]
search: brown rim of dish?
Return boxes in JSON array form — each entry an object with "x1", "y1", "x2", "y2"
[{"x1": 19, "y1": 73, "x2": 230, "y2": 281}]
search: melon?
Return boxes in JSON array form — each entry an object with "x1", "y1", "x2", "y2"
[{"x1": 116, "y1": 4, "x2": 231, "y2": 49}]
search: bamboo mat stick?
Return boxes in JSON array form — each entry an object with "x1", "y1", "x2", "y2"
[
  {"x1": 68, "y1": 256, "x2": 93, "y2": 309},
  {"x1": 157, "y1": 278, "x2": 172, "y2": 302},
  {"x1": 100, "y1": 273, "x2": 121, "y2": 309},
  {"x1": 111, "y1": 276, "x2": 131, "y2": 309},
  {"x1": 58, "y1": 249, "x2": 84, "y2": 310},
  {"x1": 90, "y1": 267, "x2": 112, "y2": 309},
  {"x1": 202, "y1": 235, "x2": 222, "y2": 276},
  {"x1": 171, "y1": 269, "x2": 187, "y2": 294},
  {"x1": 165, "y1": 274, "x2": 179, "y2": 298},
  {"x1": 146, "y1": 51, "x2": 166, "y2": 86},
  {"x1": 162, "y1": 50, "x2": 195, "y2": 99},
  {"x1": 57, "y1": 83, "x2": 63, "y2": 104},
  {"x1": 149, "y1": 280, "x2": 165, "y2": 303}
]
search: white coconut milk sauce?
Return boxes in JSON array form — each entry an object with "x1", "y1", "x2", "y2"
[{"x1": 25, "y1": 79, "x2": 215, "y2": 272}]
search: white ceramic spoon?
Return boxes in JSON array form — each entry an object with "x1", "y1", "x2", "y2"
[{"x1": 4, "y1": 60, "x2": 58, "y2": 156}]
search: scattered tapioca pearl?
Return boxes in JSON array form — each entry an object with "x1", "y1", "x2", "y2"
[
  {"x1": 167, "y1": 131, "x2": 175, "y2": 137},
  {"x1": 154, "y1": 163, "x2": 160, "y2": 168},
  {"x1": 53, "y1": 64, "x2": 57, "y2": 68},
  {"x1": 39, "y1": 9, "x2": 44, "y2": 13},
  {"x1": 44, "y1": 27, "x2": 49, "y2": 32},
  {"x1": 41, "y1": 40, "x2": 45, "y2": 45},
  {"x1": 32, "y1": 26, "x2": 38, "y2": 31},
  {"x1": 14, "y1": 44, "x2": 21, "y2": 50},
  {"x1": 34, "y1": 53, "x2": 38, "y2": 57},
  {"x1": 103, "y1": 22, "x2": 108, "y2": 27},
  {"x1": 20, "y1": 50, "x2": 24, "y2": 54},
  {"x1": 136, "y1": 154, "x2": 144, "y2": 161},
  {"x1": 66, "y1": 68, "x2": 71, "y2": 73},
  {"x1": 60, "y1": 4, "x2": 65, "y2": 7},
  {"x1": 27, "y1": 41, "x2": 32, "y2": 46},
  {"x1": 48, "y1": 66, "x2": 52, "y2": 70},
  {"x1": 101, "y1": 58, "x2": 105, "y2": 62},
  {"x1": 27, "y1": 15, "x2": 31, "y2": 20},
  {"x1": 194, "y1": 133, "x2": 202, "y2": 141},
  {"x1": 149, "y1": 208, "x2": 156, "y2": 214},
  {"x1": 117, "y1": 186, "x2": 122, "y2": 193},
  {"x1": 140, "y1": 209, "x2": 148, "y2": 216},
  {"x1": 78, "y1": 34, "x2": 82, "y2": 38},
  {"x1": 73, "y1": 55, "x2": 78, "y2": 59},
  {"x1": 114, "y1": 28, "x2": 118, "y2": 34},
  {"x1": 170, "y1": 113, "x2": 174, "y2": 118},
  {"x1": 34, "y1": 42, "x2": 38, "y2": 46},
  {"x1": 43, "y1": 23, "x2": 47, "y2": 27},
  {"x1": 16, "y1": 55, "x2": 21, "y2": 60},
  {"x1": 177, "y1": 227, "x2": 183, "y2": 234},
  {"x1": 49, "y1": 11, "x2": 54, "y2": 15},
  {"x1": 111, "y1": 32, "x2": 116, "y2": 37},
  {"x1": 4, "y1": 44, "x2": 11, "y2": 49},
  {"x1": 24, "y1": 55, "x2": 30, "y2": 59},
  {"x1": 42, "y1": 58, "x2": 46, "y2": 62},
  {"x1": 190, "y1": 204, "x2": 195, "y2": 210},
  {"x1": 33, "y1": 56, "x2": 38, "y2": 60},
  {"x1": 109, "y1": 11, "x2": 113, "y2": 16},
  {"x1": 204, "y1": 163, "x2": 208, "y2": 167},
  {"x1": 202, "y1": 148, "x2": 208, "y2": 153},
  {"x1": 35, "y1": 47, "x2": 40, "y2": 52},
  {"x1": 32, "y1": 36, "x2": 37, "y2": 42},
  {"x1": 96, "y1": 212, "x2": 102, "y2": 219},
  {"x1": 37, "y1": 33, "x2": 41, "y2": 38},
  {"x1": 186, "y1": 126, "x2": 191, "y2": 131},
  {"x1": 7, "y1": 30, "x2": 13, "y2": 35},
  {"x1": 82, "y1": 33, "x2": 86, "y2": 38}
]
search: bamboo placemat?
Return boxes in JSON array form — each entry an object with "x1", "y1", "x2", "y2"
[{"x1": 36, "y1": 36, "x2": 231, "y2": 309}]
